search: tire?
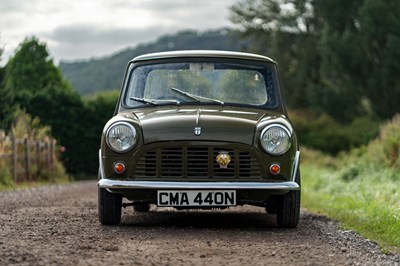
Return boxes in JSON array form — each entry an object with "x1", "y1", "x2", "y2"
[
  {"x1": 276, "y1": 168, "x2": 301, "y2": 228},
  {"x1": 98, "y1": 187, "x2": 122, "y2": 225},
  {"x1": 133, "y1": 204, "x2": 151, "y2": 212},
  {"x1": 265, "y1": 196, "x2": 278, "y2": 214}
]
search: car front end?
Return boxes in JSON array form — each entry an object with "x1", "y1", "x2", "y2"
[{"x1": 98, "y1": 50, "x2": 301, "y2": 227}]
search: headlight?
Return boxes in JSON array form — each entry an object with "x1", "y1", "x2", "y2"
[
  {"x1": 260, "y1": 125, "x2": 291, "y2": 155},
  {"x1": 106, "y1": 122, "x2": 137, "y2": 152}
]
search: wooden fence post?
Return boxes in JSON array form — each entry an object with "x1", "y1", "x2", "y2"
[
  {"x1": 25, "y1": 138, "x2": 31, "y2": 181},
  {"x1": 12, "y1": 136, "x2": 17, "y2": 182},
  {"x1": 50, "y1": 140, "x2": 54, "y2": 166},
  {"x1": 0, "y1": 136, "x2": 59, "y2": 183},
  {"x1": 36, "y1": 141, "x2": 41, "y2": 176},
  {"x1": 46, "y1": 141, "x2": 50, "y2": 168}
]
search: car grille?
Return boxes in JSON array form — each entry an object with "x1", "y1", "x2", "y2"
[{"x1": 134, "y1": 145, "x2": 262, "y2": 179}]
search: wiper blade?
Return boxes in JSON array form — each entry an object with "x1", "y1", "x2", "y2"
[
  {"x1": 130, "y1": 97, "x2": 157, "y2": 105},
  {"x1": 152, "y1": 99, "x2": 181, "y2": 105},
  {"x1": 170, "y1": 87, "x2": 200, "y2": 102},
  {"x1": 170, "y1": 87, "x2": 224, "y2": 105},
  {"x1": 130, "y1": 97, "x2": 180, "y2": 106}
]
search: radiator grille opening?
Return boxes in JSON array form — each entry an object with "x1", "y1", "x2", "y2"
[{"x1": 134, "y1": 145, "x2": 262, "y2": 179}]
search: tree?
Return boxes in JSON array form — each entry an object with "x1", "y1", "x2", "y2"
[
  {"x1": 3, "y1": 37, "x2": 88, "y2": 173},
  {"x1": 0, "y1": 38, "x2": 16, "y2": 130},
  {"x1": 230, "y1": 0, "x2": 400, "y2": 121},
  {"x1": 4, "y1": 37, "x2": 73, "y2": 106},
  {"x1": 83, "y1": 91, "x2": 120, "y2": 174},
  {"x1": 230, "y1": 0, "x2": 321, "y2": 110}
]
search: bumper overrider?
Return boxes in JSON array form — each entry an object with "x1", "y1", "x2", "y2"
[{"x1": 98, "y1": 150, "x2": 300, "y2": 191}]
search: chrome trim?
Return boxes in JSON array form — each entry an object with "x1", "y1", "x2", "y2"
[
  {"x1": 98, "y1": 180, "x2": 300, "y2": 190},
  {"x1": 98, "y1": 149, "x2": 105, "y2": 179},
  {"x1": 132, "y1": 50, "x2": 276, "y2": 64},
  {"x1": 105, "y1": 121, "x2": 137, "y2": 153},
  {"x1": 196, "y1": 109, "x2": 201, "y2": 126},
  {"x1": 194, "y1": 109, "x2": 202, "y2": 136},
  {"x1": 260, "y1": 124, "x2": 292, "y2": 156},
  {"x1": 291, "y1": 151, "x2": 300, "y2": 182}
]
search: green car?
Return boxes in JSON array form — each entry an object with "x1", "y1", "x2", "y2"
[{"x1": 98, "y1": 50, "x2": 300, "y2": 227}]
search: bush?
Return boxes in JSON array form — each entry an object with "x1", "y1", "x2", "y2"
[
  {"x1": 335, "y1": 114, "x2": 400, "y2": 182},
  {"x1": 289, "y1": 109, "x2": 380, "y2": 154},
  {"x1": 0, "y1": 111, "x2": 69, "y2": 186},
  {"x1": 379, "y1": 114, "x2": 400, "y2": 168}
]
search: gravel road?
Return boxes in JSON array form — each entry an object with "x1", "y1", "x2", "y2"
[{"x1": 0, "y1": 180, "x2": 399, "y2": 266}]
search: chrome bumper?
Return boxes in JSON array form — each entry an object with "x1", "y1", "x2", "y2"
[
  {"x1": 98, "y1": 149, "x2": 300, "y2": 191},
  {"x1": 98, "y1": 179, "x2": 299, "y2": 190}
]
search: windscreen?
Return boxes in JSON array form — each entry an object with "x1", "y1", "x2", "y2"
[{"x1": 125, "y1": 61, "x2": 278, "y2": 108}]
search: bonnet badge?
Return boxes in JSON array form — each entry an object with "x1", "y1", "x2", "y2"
[
  {"x1": 194, "y1": 127, "x2": 202, "y2": 136},
  {"x1": 216, "y1": 152, "x2": 231, "y2": 168}
]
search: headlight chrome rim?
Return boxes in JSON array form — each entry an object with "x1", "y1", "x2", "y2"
[
  {"x1": 106, "y1": 122, "x2": 137, "y2": 153},
  {"x1": 260, "y1": 124, "x2": 292, "y2": 156}
]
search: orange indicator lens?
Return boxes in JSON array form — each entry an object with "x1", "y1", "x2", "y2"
[
  {"x1": 270, "y1": 164, "x2": 281, "y2": 175},
  {"x1": 114, "y1": 162, "x2": 125, "y2": 174}
]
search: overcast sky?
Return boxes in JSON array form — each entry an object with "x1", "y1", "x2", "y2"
[{"x1": 0, "y1": 0, "x2": 238, "y2": 65}]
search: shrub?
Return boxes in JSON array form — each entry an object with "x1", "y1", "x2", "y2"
[
  {"x1": 289, "y1": 109, "x2": 380, "y2": 154},
  {"x1": 0, "y1": 111, "x2": 69, "y2": 186},
  {"x1": 379, "y1": 114, "x2": 400, "y2": 168}
]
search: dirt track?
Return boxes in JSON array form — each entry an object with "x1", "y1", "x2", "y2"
[{"x1": 0, "y1": 181, "x2": 399, "y2": 265}]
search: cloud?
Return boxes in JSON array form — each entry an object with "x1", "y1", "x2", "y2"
[
  {"x1": 0, "y1": 0, "x2": 238, "y2": 64},
  {"x1": 44, "y1": 24, "x2": 172, "y2": 60}
]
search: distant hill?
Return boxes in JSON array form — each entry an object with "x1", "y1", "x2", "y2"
[{"x1": 59, "y1": 29, "x2": 248, "y2": 95}]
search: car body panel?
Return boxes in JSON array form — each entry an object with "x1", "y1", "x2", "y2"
[{"x1": 98, "y1": 50, "x2": 300, "y2": 208}]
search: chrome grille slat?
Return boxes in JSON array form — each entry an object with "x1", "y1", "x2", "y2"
[{"x1": 134, "y1": 145, "x2": 262, "y2": 179}]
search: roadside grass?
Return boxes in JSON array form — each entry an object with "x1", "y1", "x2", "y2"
[
  {"x1": 0, "y1": 175, "x2": 72, "y2": 192},
  {"x1": 301, "y1": 115, "x2": 400, "y2": 254},
  {"x1": 301, "y1": 162, "x2": 400, "y2": 255}
]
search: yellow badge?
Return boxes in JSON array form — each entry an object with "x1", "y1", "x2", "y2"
[{"x1": 216, "y1": 152, "x2": 231, "y2": 168}]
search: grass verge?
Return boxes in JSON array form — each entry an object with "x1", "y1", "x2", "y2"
[
  {"x1": 301, "y1": 162, "x2": 400, "y2": 255},
  {"x1": 0, "y1": 175, "x2": 72, "y2": 192}
]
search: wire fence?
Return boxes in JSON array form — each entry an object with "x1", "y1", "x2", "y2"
[{"x1": 0, "y1": 135, "x2": 57, "y2": 182}]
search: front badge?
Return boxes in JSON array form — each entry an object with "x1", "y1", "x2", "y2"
[
  {"x1": 216, "y1": 151, "x2": 231, "y2": 168},
  {"x1": 194, "y1": 127, "x2": 202, "y2": 136}
]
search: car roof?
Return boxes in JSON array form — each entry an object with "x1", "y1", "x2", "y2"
[{"x1": 131, "y1": 50, "x2": 276, "y2": 64}]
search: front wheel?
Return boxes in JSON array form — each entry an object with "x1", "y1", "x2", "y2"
[
  {"x1": 98, "y1": 187, "x2": 122, "y2": 225},
  {"x1": 276, "y1": 169, "x2": 301, "y2": 228}
]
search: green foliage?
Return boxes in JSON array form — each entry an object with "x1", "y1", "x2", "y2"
[
  {"x1": 289, "y1": 110, "x2": 380, "y2": 154},
  {"x1": 27, "y1": 86, "x2": 87, "y2": 173},
  {"x1": 2, "y1": 37, "x2": 88, "y2": 173},
  {"x1": 301, "y1": 115, "x2": 400, "y2": 253},
  {"x1": 59, "y1": 29, "x2": 248, "y2": 95},
  {"x1": 0, "y1": 45, "x2": 16, "y2": 130},
  {"x1": 0, "y1": 167, "x2": 14, "y2": 188},
  {"x1": 339, "y1": 114, "x2": 400, "y2": 177},
  {"x1": 10, "y1": 109, "x2": 51, "y2": 139},
  {"x1": 4, "y1": 37, "x2": 72, "y2": 103},
  {"x1": 0, "y1": 110, "x2": 69, "y2": 187},
  {"x1": 82, "y1": 90, "x2": 120, "y2": 174},
  {"x1": 301, "y1": 163, "x2": 400, "y2": 254},
  {"x1": 230, "y1": 0, "x2": 320, "y2": 110},
  {"x1": 379, "y1": 115, "x2": 400, "y2": 168},
  {"x1": 230, "y1": 0, "x2": 400, "y2": 121}
]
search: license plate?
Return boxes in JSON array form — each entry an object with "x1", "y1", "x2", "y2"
[{"x1": 157, "y1": 190, "x2": 236, "y2": 207}]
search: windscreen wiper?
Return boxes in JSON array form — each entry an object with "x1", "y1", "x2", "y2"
[
  {"x1": 130, "y1": 97, "x2": 157, "y2": 105},
  {"x1": 170, "y1": 87, "x2": 224, "y2": 105},
  {"x1": 170, "y1": 87, "x2": 200, "y2": 102},
  {"x1": 130, "y1": 97, "x2": 180, "y2": 106}
]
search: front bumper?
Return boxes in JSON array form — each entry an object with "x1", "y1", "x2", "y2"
[
  {"x1": 98, "y1": 149, "x2": 300, "y2": 192},
  {"x1": 98, "y1": 179, "x2": 300, "y2": 190}
]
